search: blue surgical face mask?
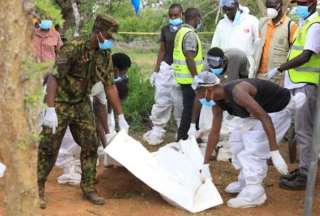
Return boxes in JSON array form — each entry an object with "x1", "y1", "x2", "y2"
[
  {"x1": 169, "y1": 18, "x2": 183, "y2": 26},
  {"x1": 295, "y1": 6, "x2": 310, "y2": 19},
  {"x1": 210, "y1": 68, "x2": 224, "y2": 76},
  {"x1": 233, "y1": 10, "x2": 241, "y2": 25},
  {"x1": 199, "y1": 98, "x2": 216, "y2": 108},
  {"x1": 39, "y1": 20, "x2": 53, "y2": 30},
  {"x1": 98, "y1": 39, "x2": 113, "y2": 50}
]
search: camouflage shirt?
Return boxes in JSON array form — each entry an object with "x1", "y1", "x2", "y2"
[{"x1": 53, "y1": 38, "x2": 114, "y2": 104}]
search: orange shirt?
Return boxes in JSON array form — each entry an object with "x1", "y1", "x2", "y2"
[{"x1": 258, "y1": 16, "x2": 298, "y2": 73}]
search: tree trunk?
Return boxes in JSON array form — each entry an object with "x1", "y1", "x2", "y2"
[
  {"x1": 0, "y1": 0, "x2": 41, "y2": 215},
  {"x1": 256, "y1": 0, "x2": 266, "y2": 16},
  {"x1": 55, "y1": 0, "x2": 76, "y2": 34}
]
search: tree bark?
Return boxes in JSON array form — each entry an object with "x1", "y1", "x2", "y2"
[
  {"x1": 256, "y1": 0, "x2": 267, "y2": 16},
  {"x1": 55, "y1": 0, "x2": 76, "y2": 34},
  {"x1": 0, "y1": 0, "x2": 41, "y2": 215}
]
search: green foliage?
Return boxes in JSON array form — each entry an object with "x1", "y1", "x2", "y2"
[
  {"x1": 80, "y1": 1, "x2": 167, "y2": 41},
  {"x1": 34, "y1": 0, "x2": 64, "y2": 26},
  {"x1": 122, "y1": 65, "x2": 154, "y2": 131}
]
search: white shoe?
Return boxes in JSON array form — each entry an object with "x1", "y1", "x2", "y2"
[
  {"x1": 227, "y1": 184, "x2": 266, "y2": 208},
  {"x1": 225, "y1": 181, "x2": 244, "y2": 194},
  {"x1": 143, "y1": 127, "x2": 165, "y2": 145},
  {"x1": 217, "y1": 147, "x2": 232, "y2": 161}
]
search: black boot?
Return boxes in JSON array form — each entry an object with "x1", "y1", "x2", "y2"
[
  {"x1": 279, "y1": 172, "x2": 307, "y2": 190},
  {"x1": 83, "y1": 191, "x2": 105, "y2": 205},
  {"x1": 280, "y1": 168, "x2": 300, "y2": 181}
]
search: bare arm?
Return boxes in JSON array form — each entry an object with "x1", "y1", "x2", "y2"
[
  {"x1": 93, "y1": 98, "x2": 109, "y2": 148},
  {"x1": 184, "y1": 50, "x2": 197, "y2": 77},
  {"x1": 45, "y1": 75, "x2": 58, "y2": 107},
  {"x1": 279, "y1": 50, "x2": 314, "y2": 72},
  {"x1": 233, "y1": 84, "x2": 278, "y2": 151},
  {"x1": 191, "y1": 93, "x2": 201, "y2": 123},
  {"x1": 105, "y1": 84, "x2": 123, "y2": 115},
  {"x1": 154, "y1": 42, "x2": 166, "y2": 72},
  {"x1": 204, "y1": 106, "x2": 223, "y2": 164}
]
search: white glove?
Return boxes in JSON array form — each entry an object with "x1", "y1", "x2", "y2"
[
  {"x1": 267, "y1": 68, "x2": 280, "y2": 80},
  {"x1": 149, "y1": 72, "x2": 158, "y2": 87},
  {"x1": 188, "y1": 123, "x2": 197, "y2": 138},
  {"x1": 191, "y1": 75, "x2": 202, "y2": 90},
  {"x1": 118, "y1": 114, "x2": 129, "y2": 133},
  {"x1": 270, "y1": 150, "x2": 289, "y2": 175},
  {"x1": 42, "y1": 107, "x2": 58, "y2": 134},
  {"x1": 199, "y1": 164, "x2": 212, "y2": 182}
]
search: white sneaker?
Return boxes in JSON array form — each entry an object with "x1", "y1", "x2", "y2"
[
  {"x1": 227, "y1": 185, "x2": 266, "y2": 208},
  {"x1": 225, "y1": 181, "x2": 244, "y2": 194},
  {"x1": 143, "y1": 127, "x2": 165, "y2": 145}
]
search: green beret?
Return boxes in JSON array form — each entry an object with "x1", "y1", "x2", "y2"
[{"x1": 93, "y1": 14, "x2": 119, "y2": 34}]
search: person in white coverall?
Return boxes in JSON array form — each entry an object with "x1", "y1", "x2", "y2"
[
  {"x1": 194, "y1": 71, "x2": 305, "y2": 208},
  {"x1": 212, "y1": 0, "x2": 260, "y2": 77},
  {"x1": 143, "y1": 3, "x2": 184, "y2": 145}
]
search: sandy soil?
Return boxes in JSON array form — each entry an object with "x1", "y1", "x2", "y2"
[{"x1": 0, "y1": 135, "x2": 319, "y2": 216}]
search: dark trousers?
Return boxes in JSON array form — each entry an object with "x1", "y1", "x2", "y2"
[{"x1": 177, "y1": 84, "x2": 195, "y2": 141}]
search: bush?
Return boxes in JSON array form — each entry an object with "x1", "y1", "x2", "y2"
[
  {"x1": 122, "y1": 64, "x2": 154, "y2": 132},
  {"x1": 34, "y1": 0, "x2": 64, "y2": 26}
]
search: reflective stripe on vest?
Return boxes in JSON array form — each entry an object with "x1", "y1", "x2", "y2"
[
  {"x1": 288, "y1": 15, "x2": 320, "y2": 84},
  {"x1": 173, "y1": 27, "x2": 203, "y2": 84}
]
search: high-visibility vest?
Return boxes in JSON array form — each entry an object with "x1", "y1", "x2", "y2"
[
  {"x1": 288, "y1": 15, "x2": 320, "y2": 84},
  {"x1": 173, "y1": 27, "x2": 203, "y2": 84}
]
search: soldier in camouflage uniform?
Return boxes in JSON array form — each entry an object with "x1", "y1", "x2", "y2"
[{"x1": 38, "y1": 15, "x2": 124, "y2": 208}]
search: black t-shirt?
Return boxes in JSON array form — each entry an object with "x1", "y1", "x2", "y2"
[
  {"x1": 160, "y1": 25, "x2": 178, "y2": 65},
  {"x1": 216, "y1": 79, "x2": 291, "y2": 118}
]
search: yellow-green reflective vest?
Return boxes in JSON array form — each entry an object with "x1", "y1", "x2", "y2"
[
  {"x1": 173, "y1": 27, "x2": 203, "y2": 84},
  {"x1": 288, "y1": 15, "x2": 320, "y2": 84}
]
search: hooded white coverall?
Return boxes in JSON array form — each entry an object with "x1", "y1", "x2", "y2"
[{"x1": 211, "y1": 5, "x2": 260, "y2": 77}]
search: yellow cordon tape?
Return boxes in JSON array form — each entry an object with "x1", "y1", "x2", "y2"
[{"x1": 118, "y1": 32, "x2": 214, "y2": 36}]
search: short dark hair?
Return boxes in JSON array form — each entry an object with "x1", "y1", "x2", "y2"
[
  {"x1": 112, "y1": 53, "x2": 132, "y2": 71},
  {"x1": 169, "y1": 3, "x2": 183, "y2": 12},
  {"x1": 207, "y1": 47, "x2": 225, "y2": 58},
  {"x1": 185, "y1": 8, "x2": 201, "y2": 22}
]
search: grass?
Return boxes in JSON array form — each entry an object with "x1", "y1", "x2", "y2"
[
  {"x1": 113, "y1": 41, "x2": 159, "y2": 77},
  {"x1": 114, "y1": 42, "x2": 159, "y2": 132}
]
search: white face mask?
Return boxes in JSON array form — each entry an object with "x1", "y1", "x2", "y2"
[{"x1": 266, "y1": 8, "x2": 279, "y2": 19}]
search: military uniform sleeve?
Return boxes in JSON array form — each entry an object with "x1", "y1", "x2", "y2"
[
  {"x1": 53, "y1": 42, "x2": 77, "y2": 80},
  {"x1": 95, "y1": 50, "x2": 114, "y2": 86}
]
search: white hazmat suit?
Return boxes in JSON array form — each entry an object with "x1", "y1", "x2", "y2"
[{"x1": 143, "y1": 62, "x2": 183, "y2": 145}]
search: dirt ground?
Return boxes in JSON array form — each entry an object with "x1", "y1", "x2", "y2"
[{"x1": 0, "y1": 134, "x2": 320, "y2": 216}]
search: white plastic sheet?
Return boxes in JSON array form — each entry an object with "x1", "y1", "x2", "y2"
[
  {"x1": 104, "y1": 131, "x2": 223, "y2": 213},
  {"x1": 0, "y1": 162, "x2": 6, "y2": 178}
]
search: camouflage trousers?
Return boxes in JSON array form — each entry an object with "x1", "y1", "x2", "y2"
[{"x1": 37, "y1": 99, "x2": 99, "y2": 194}]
